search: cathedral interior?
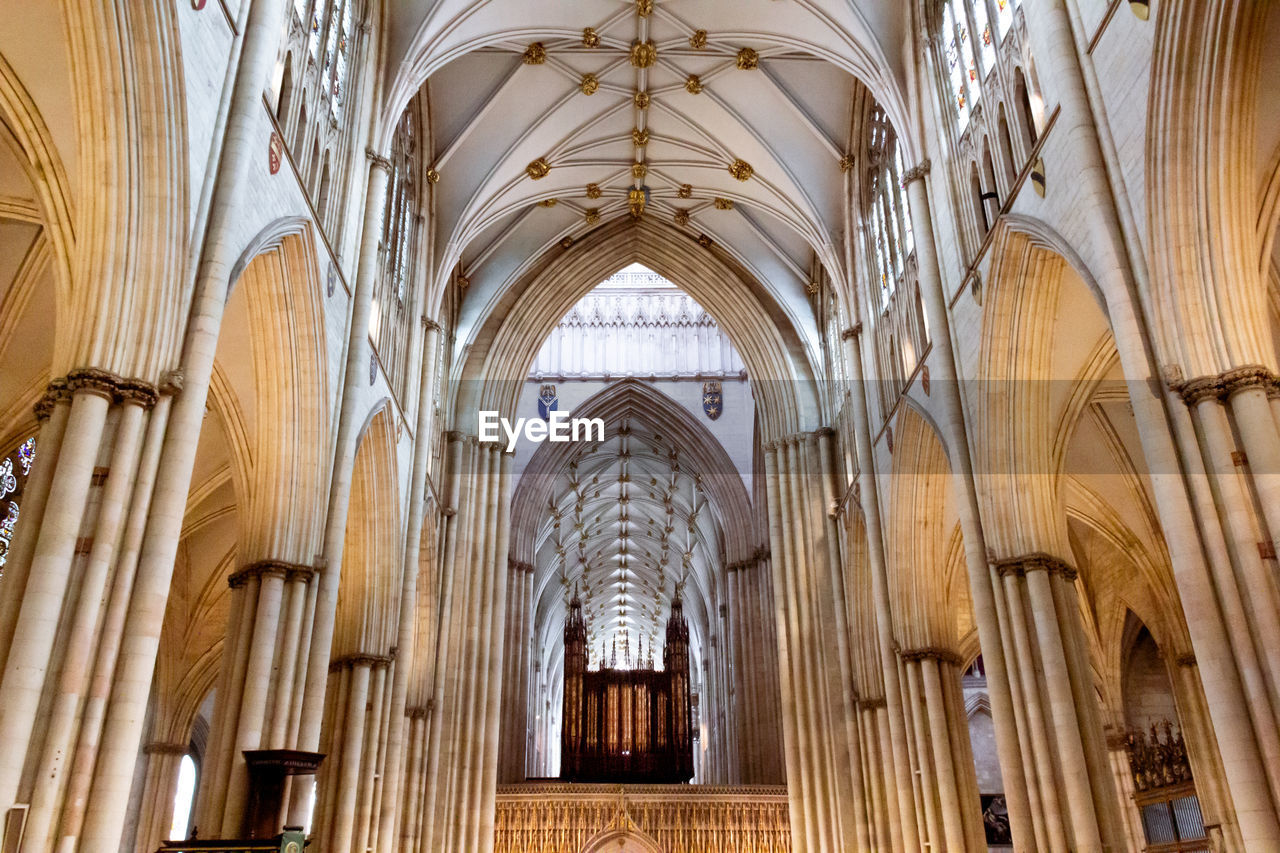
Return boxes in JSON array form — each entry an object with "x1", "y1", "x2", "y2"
[{"x1": 2, "y1": 0, "x2": 1280, "y2": 851}]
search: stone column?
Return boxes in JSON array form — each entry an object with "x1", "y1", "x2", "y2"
[
  {"x1": 901, "y1": 161, "x2": 1037, "y2": 851},
  {"x1": 498, "y1": 560, "x2": 534, "y2": 783},
  {"x1": 293, "y1": 150, "x2": 394, "y2": 781},
  {"x1": 992, "y1": 554, "x2": 1126, "y2": 852},
  {"x1": 898, "y1": 649, "x2": 985, "y2": 853},
  {"x1": 841, "y1": 326, "x2": 921, "y2": 852},
  {"x1": 374, "y1": 319, "x2": 443, "y2": 847},
  {"x1": 195, "y1": 560, "x2": 318, "y2": 837},
  {"x1": 132, "y1": 742, "x2": 190, "y2": 851},
  {"x1": 0, "y1": 373, "x2": 169, "y2": 853},
  {"x1": 67, "y1": 0, "x2": 291, "y2": 847},
  {"x1": 418, "y1": 439, "x2": 511, "y2": 853}
]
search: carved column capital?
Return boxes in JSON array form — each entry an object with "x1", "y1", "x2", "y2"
[
  {"x1": 841, "y1": 324, "x2": 863, "y2": 341},
  {"x1": 900, "y1": 159, "x2": 932, "y2": 186},
  {"x1": 991, "y1": 551, "x2": 1078, "y2": 581},
  {"x1": 366, "y1": 148, "x2": 393, "y2": 172},
  {"x1": 898, "y1": 646, "x2": 962, "y2": 666},
  {"x1": 228, "y1": 559, "x2": 319, "y2": 588},
  {"x1": 34, "y1": 378, "x2": 71, "y2": 421}
]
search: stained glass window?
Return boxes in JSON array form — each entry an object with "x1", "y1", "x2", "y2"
[
  {"x1": 972, "y1": 0, "x2": 996, "y2": 76},
  {"x1": 943, "y1": 3, "x2": 970, "y2": 127},
  {"x1": 996, "y1": 0, "x2": 1020, "y2": 40},
  {"x1": 894, "y1": 146, "x2": 915, "y2": 257},
  {"x1": 0, "y1": 436, "x2": 36, "y2": 579}
]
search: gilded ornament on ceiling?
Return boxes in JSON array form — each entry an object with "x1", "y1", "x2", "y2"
[
  {"x1": 713, "y1": 197, "x2": 734, "y2": 210},
  {"x1": 677, "y1": 184, "x2": 693, "y2": 198},
  {"x1": 538, "y1": 198, "x2": 558, "y2": 208},
  {"x1": 523, "y1": 42, "x2": 547, "y2": 64},
  {"x1": 674, "y1": 209, "x2": 690, "y2": 226},
  {"x1": 805, "y1": 280, "x2": 820, "y2": 295},
  {"x1": 585, "y1": 183, "x2": 603, "y2": 199},
  {"x1": 630, "y1": 40, "x2": 658, "y2": 68},
  {"x1": 560, "y1": 236, "x2": 576, "y2": 249},
  {"x1": 585, "y1": 208, "x2": 601, "y2": 225},
  {"x1": 581, "y1": 73, "x2": 600, "y2": 95},
  {"x1": 582, "y1": 27, "x2": 601, "y2": 48},
  {"x1": 689, "y1": 29, "x2": 708, "y2": 49},
  {"x1": 839, "y1": 153, "x2": 855, "y2": 172},
  {"x1": 685, "y1": 75, "x2": 703, "y2": 94},
  {"x1": 457, "y1": 274, "x2": 471, "y2": 289},
  {"x1": 728, "y1": 159, "x2": 753, "y2": 181},
  {"x1": 628, "y1": 187, "x2": 646, "y2": 217},
  {"x1": 426, "y1": 167, "x2": 441, "y2": 183},
  {"x1": 632, "y1": 127, "x2": 650, "y2": 146},
  {"x1": 697, "y1": 233, "x2": 714, "y2": 248},
  {"x1": 632, "y1": 162, "x2": 648, "y2": 180},
  {"x1": 526, "y1": 157, "x2": 552, "y2": 179},
  {"x1": 636, "y1": 0, "x2": 653, "y2": 16},
  {"x1": 634, "y1": 91, "x2": 651, "y2": 109},
  {"x1": 736, "y1": 47, "x2": 759, "y2": 69}
]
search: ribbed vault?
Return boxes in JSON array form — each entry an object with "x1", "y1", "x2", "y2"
[
  {"x1": 511, "y1": 378, "x2": 755, "y2": 778},
  {"x1": 374, "y1": 1, "x2": 919, "y2": 392}
]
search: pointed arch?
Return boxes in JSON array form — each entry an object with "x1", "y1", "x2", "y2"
[
  {"x1": 223, "y1": 222, "x2": 332, "y2": 564},
  {"x1": 333, "y1": 403, "x2": 402, "y2": 658},
  {"x1": 885, "y1": 403, "x2": 964, "y2": 649},
  {"x1": 454, "y1": 218, "x2": 819, "y2": 440},
  {"x1": 509, "y1": 378, "x2": 756, "y2": 566}
]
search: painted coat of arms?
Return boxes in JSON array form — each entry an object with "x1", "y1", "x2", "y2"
[
  {"x1": 538, "y1": 384, "x2": 558, "y2": 420},
  {"x1": 702, "y1": 381, "x2": 723, "y2": 420}
]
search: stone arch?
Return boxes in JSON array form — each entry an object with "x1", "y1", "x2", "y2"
[
  {"x1": 221, "y1": 223, "x2": 331, "y2": 565},
  {"x1": 509, "y1": 378, "x2": 756, "y2": 567},
  {"x1": 581, "y1": 825, "x2": 664, "y2": 853},
  {"x1": 58, "y1": 0, "x2": 188, "y2": 380},
  {"x1": 453, "y1": 218, "x2": 819, "y2": 440},
  {"x1": 333, "y1": 403, "x2": 402, "y2": 659},
  {"x1": 0, "y1": 55, "x2": 74, "y2": 302},
  {"x1": 1147, "y1": 0, "x2": 1277, "y2": 376},
  {"x1": 974, "y1": 221, "x2": 1119, "y2": 559},
  {"x1": 885, "y1": 403, "x2": 963, "y2": 650}
]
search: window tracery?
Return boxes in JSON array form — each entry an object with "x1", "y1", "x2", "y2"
[
  {"x1": 0, "y1": 436, "x2": 36, "y2": 579},
  {"x1": 373, "y1": 101, "x2": 424, "y2": 406},
  {"x1": 273, "y1": 0, "x2": 365, "y2": 240},
  {"x1": 933, "y1": 0, "x2": 1042, "y2": 254},
  {"x1": 857, "y1": 104, "x2": 928, "y2": 422}
]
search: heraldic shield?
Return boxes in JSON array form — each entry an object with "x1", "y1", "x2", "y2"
[
  {"x1": 538, "y1": 383, "x2": 559, "y2": 420},
  {"x1": 702, "y1": 381, "x2": 723, "y2": 420}
]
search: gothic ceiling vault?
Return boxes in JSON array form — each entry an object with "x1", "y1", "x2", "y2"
[{"x1": 378, "y1": 0, "x2": 915, "y2": 363}]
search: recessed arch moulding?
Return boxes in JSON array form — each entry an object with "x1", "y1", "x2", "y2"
[{"x1": 452, "y1": 218, "x2": 821, "y2": 442}]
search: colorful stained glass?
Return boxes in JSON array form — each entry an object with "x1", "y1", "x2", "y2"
[
  {"x1": 0, "y1": 436, "x2": 35, "y2": 577},
  {"x1": 943, "y1": 3, "x2": 971, "y2": 127},
  {"x1": 972, "y1": 0, "x2": 996, "y2": 74},
  {"x1": 996, "y1": 0, "x2": 1017, "y2": 39}
]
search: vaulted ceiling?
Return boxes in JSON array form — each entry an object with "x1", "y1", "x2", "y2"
[{"x1": 378, "y1": 0, "x2": 915, "y2": 363}]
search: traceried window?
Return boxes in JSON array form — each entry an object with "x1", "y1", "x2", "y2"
[
  {"x1": 940, "y1": 0, "x2": 1023, "y2": 130},
  {"x1": 372, "y1": 101, "x2": 423, "y2": 405},
  {"x1": 322, "y1": 0, "x2": 354, "y2": 119},
  {"x1": 934, "y1": 0, "x2": 1039, "y2": 256},
  {"x1": 0, "y1": 436, "x2": 36, "y2": 579},
  {"x1": 288, "y1": 0, "x2": 359, "y2": 120},
  {"x1": 276, "y1": 1, "x2": 364, "y2": 240},
  {"x1": 865, "y1": 109, "x2": 914, "y2": 308},
  {"x1": 858, "y1": 103, "x2": 928, "y2": 422}
]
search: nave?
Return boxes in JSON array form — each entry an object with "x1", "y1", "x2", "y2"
[{"x1": 1, "y1": 0, "x2": 1280, "y2": 851}]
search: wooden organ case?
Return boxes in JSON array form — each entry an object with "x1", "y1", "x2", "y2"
[{"x1": 560, "y1": 592, "x2": 694, "y2": 783}]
